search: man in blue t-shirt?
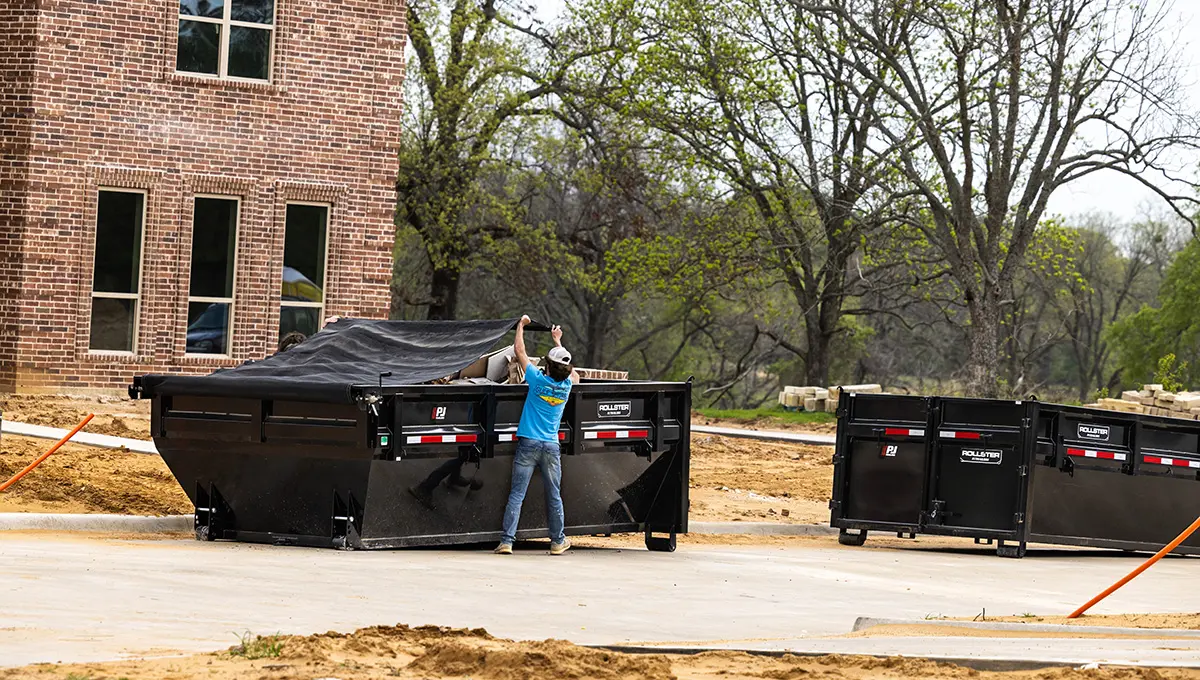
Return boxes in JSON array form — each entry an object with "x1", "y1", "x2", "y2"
[{"x1": 495, "y1": 315, "x2": 580, "y2": 556}]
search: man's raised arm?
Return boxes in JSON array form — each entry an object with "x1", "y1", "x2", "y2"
[{"x1": 514, "y1": 315, "x2": 532, "y2": 368}]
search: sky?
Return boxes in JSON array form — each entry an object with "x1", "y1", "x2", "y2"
[{"x1": 525, "y1": 0, "x2": 1199, "y2": 221}]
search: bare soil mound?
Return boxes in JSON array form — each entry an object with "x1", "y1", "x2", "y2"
[
  {"x1": 689, "y1": 434, "x2": 833, "y2": 524},
  {"x1": 0, "y1": 435, "x2": 189, "y2": 515},
  {"x1": 949, "y1": 613, "x2": 1200, "y2": 630},
  {"x1": 3, "y1": 624, "x2": 1195, "y2": 679},
  {"x1": 1, "y1": 393, "x2": 152, "y2": 438}
]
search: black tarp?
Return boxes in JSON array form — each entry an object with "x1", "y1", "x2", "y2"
[{"x1": 137, "y1": 318, "x2": 539, "y2": 402}]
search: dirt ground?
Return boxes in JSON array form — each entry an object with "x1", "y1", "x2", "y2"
[
  {"x1": 0, "y1": 394, "x2": 838, "y2": 523},
  {"x1": 688, "y1": 433, "x2": 833, "y2": 524},
  {"x1": 1, "y1": 393, "x2": 152, "y2": 439},
  {"x1": 942, "y1": 614, "x2": 1200, "y2": 630},
  {"x1": 3, "y1": 623, "x2": 1196, "y2": 680},
  {"x1": 0, "y1": 435, "x2": 190, "y2": 515}
]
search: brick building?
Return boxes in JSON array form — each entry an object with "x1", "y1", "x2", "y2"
[{"x1": 0, "y1": 0, "x2": 405, "y2": 392}]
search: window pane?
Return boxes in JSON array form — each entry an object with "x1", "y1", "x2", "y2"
[
  {"x1": 177, "y1": 20, "x2": 220, "y2": 75},
  {"x1": 280, "y1": 305, "x2": 320, "y2": 340},
  {"x1": 186, "y1": 302, "x2": 230, "y2": 354},
  {"x1": 179, "y1": 0, "x2": 223, "y2": 19},
  {"x1": 282, "y1": 204, "x2": 327, "y2": 303},
  {"x1": 228, "y1": 26, "x2": 270, "y2": 80},
  {"x1": 231, "y1": 0, "x2": 274, "y2": 24},
  {"x1": 89, "y1": 298, "x2": 136, "y2": 352},
  {"x1": 189, "y1": 197, "x2": 238, "y2": 298},
  {"x1": 93, "y1": 191, "x2": 143, "y2": 294}
]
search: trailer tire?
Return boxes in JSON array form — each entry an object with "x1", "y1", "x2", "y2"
[
  {"x1": 838, "y1": 529, "x2": 868, "y2": 546},
  {"x1": 645, "y1": 532, "x2": 676, "y2": 552}
]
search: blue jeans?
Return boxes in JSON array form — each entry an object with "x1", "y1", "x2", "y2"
[{"x1": 501, "y1": 438, "x2": 565, "y2": 544}]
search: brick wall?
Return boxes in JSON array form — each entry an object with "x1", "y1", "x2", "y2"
[
  {"x1": 1, "y1": 0, "x2": 405, "y2": 392},
  {"x1": 0, "y1": 0, "x2": 39, "y2": 391}
]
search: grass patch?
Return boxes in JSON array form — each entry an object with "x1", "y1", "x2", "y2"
[
  {"x1": 228, "y1": 631, "x2": 283, "y2": 660},
  {"x1": 695, "y1": 406, "x2": 835, "y2": 426}
]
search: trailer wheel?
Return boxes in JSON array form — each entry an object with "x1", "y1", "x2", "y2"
[
  {"x1": 838, "y1": 529, "x2": 868, "y2": 546},
  {"x1": 996, "y1": 541, "x2": 1026, "y2": 559},
  {"x1": 645, "y1": 532, "x2": 676, "y2": 552}
]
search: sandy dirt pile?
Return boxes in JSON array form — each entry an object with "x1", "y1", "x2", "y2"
[
  {"x1": 0, "y1": 435, "x2": 189, "y2": 515},
  {"x1": 2, "y1": 624, "x2": 1192, "y2": 680},
  {"x1": 949, "y1": 614, "x2": 1200, "y2": 630},
  {"x1": 689, "y1": 434, "x2": 833, "y2": 524},
  {"x1": 1, "y1": 393, "x2": 152, "y2": 439}
]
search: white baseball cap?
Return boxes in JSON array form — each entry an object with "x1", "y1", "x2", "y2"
[{"x1": 548, "y1": 346, "x2": 572, "y2": 366}]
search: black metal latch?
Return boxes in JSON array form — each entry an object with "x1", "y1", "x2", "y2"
[
  {"x1": 1060, "y1": 454, "x2": 1075, "y2": 477},
  {"x1": 925, "y1": 499, "x2": 947, "y2": 524}
]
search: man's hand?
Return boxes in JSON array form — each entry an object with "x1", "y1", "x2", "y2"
[
  {"x1": 519, "y1": 315, "x2": 532, "y2": 327},
  {"x1": 550, "y1": 325, "x2": 563, "y2": 346}
]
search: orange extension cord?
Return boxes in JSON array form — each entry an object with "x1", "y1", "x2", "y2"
[
  {"x1": 1068, "y1": 514, "x2": 1200, "y2": 618},
  {"x1": 0, "y1": 414, "x2": 95, "y2": 492}
]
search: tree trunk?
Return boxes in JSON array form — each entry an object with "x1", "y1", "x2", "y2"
[
  {"x1": 965, "y1": 301, "x2": 1003, "y2": 398},
  {"x1": 582, "y1": 303, "x2": 606, "y2": 367},
  {"x1": 803, "y1": 317, "x2": 832, "y2": 387},
  {"x1": 427, "y1": 266, "x2": 461, "y2": 320}
]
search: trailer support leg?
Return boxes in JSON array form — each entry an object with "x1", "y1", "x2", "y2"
[
  {"x1": 645, "y1": 529, "x2": 676, "y2": 552},
  {"x1": 838, "y1": 528, "x2": 868, "y2": 546},
  {"x1": 996, "y1": 540, "x2": 1026, "y2": 558},
  {"x1": 194, "y1": 483, "x2": 231, "y2": 542}
]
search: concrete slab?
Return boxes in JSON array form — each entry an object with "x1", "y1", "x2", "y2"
[
  {"x1": 2, "y1": 419, "x2": 158, "y2": 455},
  {"x1": 0, "y1": 513, "x2": 189, "y2": 533},
  {"x1": 1, "y1": 536, "x2": 1197, "y2": 669}
]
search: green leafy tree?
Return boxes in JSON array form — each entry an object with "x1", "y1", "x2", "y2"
[
  {"x1": 399, "y1": 0, "x2": 613, "y2": 318},
  {"x1": 1110, "y1": 239, "x2": 1200, "y2": 389},
  {"x1": 568, "y1": 0, "x2": 913, "y2": 386}
]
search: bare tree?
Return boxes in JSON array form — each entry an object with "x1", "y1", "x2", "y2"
[{"x1": 794, "y1": 0, "x2": 1200, "y2": 395}]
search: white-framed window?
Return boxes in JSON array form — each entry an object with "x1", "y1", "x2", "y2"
[
  {"x1": 279, "y1": 202, "x2": 330, "y2": 341},
  {"x1": 186, "y1": 196, "x2": 240, "y2": 356},
  {"x1": 89, "y1": 189, "x2": 147, "y2": 354},
  {"x1": 177, "y1": 0, "x2": 276, "y2": 82}
]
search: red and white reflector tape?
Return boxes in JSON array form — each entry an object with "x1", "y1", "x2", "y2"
[
  {"x1": 497, "y1": 433, "x2": 566, "y2": 442},
  {"x1": 884, "y1": 428, "x2": 925, "y2": 437},
  {"x1": 584, "y1": 429, "x2": 650, "y2": 440},
  {"x1": 1066, "y1": 448, "x2": 1127, "y2": 461},
  {"x1": 939, "y1": 430, "x2": 982, "y2": 440},
  {"x1": 405, "y1": 434, "x2": 478, "y2": 445},
  {"x1": 1143, "y1": 455, "x2": 1200, "y2": 469}
]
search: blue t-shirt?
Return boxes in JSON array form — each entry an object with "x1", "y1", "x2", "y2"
[{"x1": 516, "y1": 362, "x2": 572, "y2": 443}]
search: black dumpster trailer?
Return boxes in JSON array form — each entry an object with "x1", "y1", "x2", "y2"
[
  {"x1": 831, "y1": 393, "x2": 1200, "y2": 558},
  {"x1": 129, "y1": 319, "x2": 690, "y2": 551}
]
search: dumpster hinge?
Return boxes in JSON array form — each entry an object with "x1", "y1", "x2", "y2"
[
  {"x1": 1013, "y1": 512, "x2": 1026, "y2": 526},
  {"x1": 1017, "y1": 464, "x2": 1028, "y2": 478},
  {"x1": 828, "y1": 499, "x2": 841, "y2": 510}
]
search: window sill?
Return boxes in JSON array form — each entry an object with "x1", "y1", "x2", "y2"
[
  {"x1": 181, "y1": 354, "x2": 242, "y2": 367},
  {"x1": 166, "y1": 71, "x2": 279, "y2": 93},
  {"x1": 81, "y1": 351, "x2": 154, "y2": 364}
]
